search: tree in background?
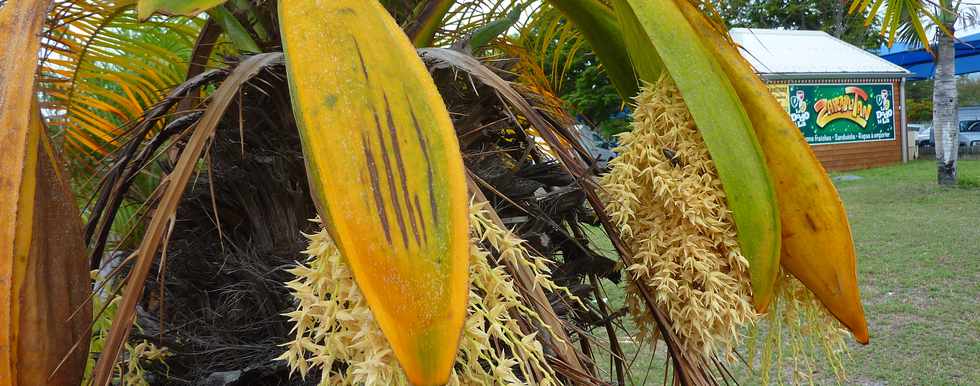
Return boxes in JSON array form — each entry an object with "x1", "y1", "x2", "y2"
[
  {"x1": 906, "y1": 80, "x2": 934, "y2": 123},
  {"x1": 560, "y1": 54, "x2": 630, "y2": 138},
  {"x1": 907, "y1": 98, "x2": 935, "y2": 123},
  {"x1": 535, "y1": 27, "x2": 628, "y2": 139},
  {"x1": 712, "y1": 0, "x2": 884, "y2": 48},
  {"x1": 956, "y1": 76, "x2": 980, "y2": 106},
  {"x1": 898, "y1": 76, "x2": 980, "y2": 124}
]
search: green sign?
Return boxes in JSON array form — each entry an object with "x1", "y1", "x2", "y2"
[{"x1": 787, "y1": 83, "x2": 896, "y2": 145}]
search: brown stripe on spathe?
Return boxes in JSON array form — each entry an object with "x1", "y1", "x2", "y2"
[
  {"x1": 352, "y1": 37, "x2": 370, "y2": 83},
  {"x1": 414, "y1": 194, "x2": 429, "y2": 244},
  {"x1": 405, "y1": 93, "x2": 440, "y2": 228},
  {"x1": 361, "y1": 132, "x2": 392, "y2": 245},
  {"x1": 804, "y1": 212, "x2": 820, "y2": 231},
  {"x1": 383, "y1": 93, "x2": 422, "y2": 246},
  {"x1": 372, "y1": 105, "x2": 410, "y2": 249}
]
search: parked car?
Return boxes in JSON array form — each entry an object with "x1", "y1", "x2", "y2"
[
  {"x1": 911, "y1": 124, "x2": 933, "y2": 146},
  {"x1": 923, "y1": 121, "x2": 980, "y2": 149},
  {"x1": 959, "y1": 120, "x2": 980, "y2": 148}
]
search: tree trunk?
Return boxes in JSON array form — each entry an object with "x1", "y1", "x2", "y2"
[
  {"x1": 831, "y1": 0, "x2": 845, "y2": 38},
  {"x1": 934, "y1": 22, "x2": 958, "y2": 185}
]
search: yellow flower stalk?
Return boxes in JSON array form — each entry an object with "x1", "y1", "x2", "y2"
[
  {"x1": 280, "y1": 202, "x2": 573, "y2": 385},
  {"x1": 600, "y1": 76, "x2": 756, "y2": 361},
  {"x1": 747, "y1": 272, "x2": 849, "y2": 385},
  {"x1": 118, "y1": 341, "x2": 171, "y2": 386},
  {"x1": 82, "y1": 284, "x2": 170, "y2": 386}
]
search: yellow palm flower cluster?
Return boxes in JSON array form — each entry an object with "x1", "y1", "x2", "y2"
[
  {"x1": 599, "y1": 76, "x2": 756, "y2": 360},
  {"x1": 279, "y1": 203, "x2": 570, "y2": 385}
]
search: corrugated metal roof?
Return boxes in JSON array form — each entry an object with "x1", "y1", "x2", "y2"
[{"x1": 729, "y1": 28, "x2": 911, "y2": 78}]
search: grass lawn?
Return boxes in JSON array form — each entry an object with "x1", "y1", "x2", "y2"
[{"x1": 584, "y1": 159, "x2": 980, "y2": 385}]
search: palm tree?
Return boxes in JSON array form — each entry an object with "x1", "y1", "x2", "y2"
[
  {"x1": 934, "y1": 1, "x2": 960, "y2": 185},
  {"x1": 850, "y1": 0, "x2": 966, "y2": 184},
  {"x1": 2, "y1": 1, "x2": 870, "y2": 385}
]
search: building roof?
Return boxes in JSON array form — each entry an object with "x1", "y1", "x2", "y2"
[{"x1": 729, "y1": 28, "x2": 911, "y2": 79}]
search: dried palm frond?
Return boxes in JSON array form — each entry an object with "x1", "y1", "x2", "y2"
[
  {"x1": 89, "y1": 53, "x2": 285, "y2": 386},
  {"x1": 279, "y1": 201, "x2": 579, "y2": 385},
  {"x1": 600, "y1": 76, "x2": 756, "y2": 362}
]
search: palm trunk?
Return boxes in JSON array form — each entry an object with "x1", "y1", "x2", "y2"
[{"x1": 934, "y1": 19, "x2": 958, "y2": 185}]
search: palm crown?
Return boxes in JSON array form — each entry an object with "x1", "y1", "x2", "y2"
[{"x1": 0, "y1": 1, "x2": 893, "y2": 385}]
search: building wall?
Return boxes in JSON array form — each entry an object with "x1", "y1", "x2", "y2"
[
  {"x1": 959, "y1": 105, "x2": 980, "y2": 122},
  {"x1": 767, "y1": 78, "x2": 904, "y2": 171}
]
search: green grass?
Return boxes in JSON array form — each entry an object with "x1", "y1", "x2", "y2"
[{"x1": 584, "y1": 160, "x2": 980, "y2": 385}]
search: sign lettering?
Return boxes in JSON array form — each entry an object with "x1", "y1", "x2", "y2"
[{"x1": 785, "y1": 83, "x2": 896, "y2": 145}]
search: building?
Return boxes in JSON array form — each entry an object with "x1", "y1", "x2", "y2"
[
  {"x1": 960, "y1": 105, "x2": 980, "y2": 122},
  {"x1": 730, "y1": 28, "x2": 913, "y2": 171}
]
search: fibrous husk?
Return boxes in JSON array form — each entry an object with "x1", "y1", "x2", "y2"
[
  {"x1": 279, "y1": 202, "x2": 574, "y2": 385},
  {"x1": 599, "y1": 76, "x2": 756, "y2": 361}
]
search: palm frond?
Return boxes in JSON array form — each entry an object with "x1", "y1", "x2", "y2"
[
  {"x1": 39, "y1": 1, "x2": 205, "y2": 167},
  {"x1": 404, "y1": 0, "x2": 455, "y2": 46},
  {"x1": 490, "y1": 2, "x2": 608, "y2": 135},
  {"x1": 437, "y1": 0, "x2": 528, "y2": 46},
  {"x1": 506, "y1": 3, "x2": 588, "y2": 96},
  {"x1": 848, "y1": 0, "x2": 948, "y2": 50},
  {"x1": 891, "y1": 4, "x2": 979, "y2": 49}
]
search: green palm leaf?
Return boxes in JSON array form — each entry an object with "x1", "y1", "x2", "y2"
[
  {"x1": 40, "y1": 2, "x2": 205, "y2": 167},
  {"x1": 849, "y1": 0, "x2": 948, "y2": 49}
]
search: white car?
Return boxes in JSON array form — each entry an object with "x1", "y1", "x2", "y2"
[
  {"x1": 958, "y1": 121, "x2": 980, "y2": 148},
  {"x1": 916, "y1": 122, "x2": 980, "y2": 148},
  {"x1": 911, "y1": 124, "x2": 933, "y2": 146}
]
